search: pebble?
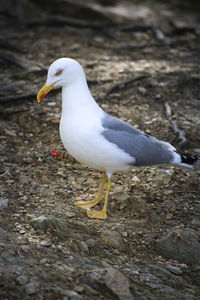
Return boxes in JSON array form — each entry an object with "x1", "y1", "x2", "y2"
[
  {"x1": 0, "y1": 199, "x2": 8, "y2": 208},
  {"x1": 131, "y1": 175, "x2": 140, "y2": 182},
  {"x1": 16, "y1": 274, "x2": 29, "y2": 285},
  {"x1": 191, "y1": 218, "x2": 200, "y2": 225},
  {"x1": 113, "y1": 191, "x2": 129, "y2": 204},
  {"x1": 85, "y1": 239, "x2": 96, "y2": 248},
  {"x1": 69, "y1": 43, "x2": 80, "y2": 51},
  {"x1": 3, "y1": 128, "x2": 16, "y2": 137},
  {"x1": 64, "y1": 290, "x2": 84, "y2": 300},
  {"x1": 100, "y1": 229, "x2": 125, "y2": 250},
  {"x1": 47, "y1": 101, "x2": 56, "y2": 106},
  {"x1": 153, "y1": 170, "x2": 171, "y2": 186},
  {"x1": 166, "y1": 265, "x2": 183, "y2": 275},
  {"x1": 25, "y1": 281, "x2": 39, "y2": 295},
  {"x1": 40, "y1": 240, "x2": 52, "y2": 247},
  {"x1": 73, "y1": 285, "x2": 84, "y2": 293},
  {"x1": 81, "y1": 284, "x2": 99, "y2": 296},
  {"x1": 68, "y1": 220, "x2": 92, "y2": 234},
  {"x1": 40, "y1": 258, "x2": 48, "y2": 264},
  {"x1": 138, "y1": 86, "x2": 147, "y2": 94},
  {"x1": 13, "y1": 266, "x2": 23, "y2": 275}
]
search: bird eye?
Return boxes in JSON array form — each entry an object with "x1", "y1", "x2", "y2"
[{"x1": 55, "y1": 69, "x2": 63, "y2": 76}]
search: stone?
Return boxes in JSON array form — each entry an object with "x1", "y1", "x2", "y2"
[
  {"x1": 73, "y1": 285, "x2": 84, "y2": 293},
  {"x1": 100, "y1": 229, "x2": 125, "y2": 250},
  {"x1": 166, "y1": 265, "x2": 183, "y2": 275},
  {"x1": 30, "y1": 216, "x2": 69, "y2": 239},
  {"x1": 72, "y1": 240, "x2": 89, "y2": 255},
  {"x1": 89, "y1": 267, "x2": 133, "y2": 300},
  {"x1": 0, "y1": 199, "x2": 8, "y2": 208},
  {"x1": 191, "y1": 218, "x2": 200, "y2": 226},
  {"x1": 138, "y1": 86, "x2": 147, "y2": 94},
  {"x1": 25, "y1": 281, "x2": 39, "y2": 295},
  {"x1": 85, "y1": 239, "x2": 96, "y2": 248},
  {"x1": 131, "y1": 175, "x2": 140, "y2": 182},
  {"x1": 153, "y1": 169, "x2": 172, "y2": 186},
  {"x1": 155, "y1": 229, "x2": 200, "y2": 264},
  {"x1": 16, "y1": 274, "x2": 29, "y2": 285},
  {"x1": 63, "y1": 290, "x2": 84, "y2": 300},
  {"x1": 68, "y1": 219, "x2": 93, "y2": 234},
  {"x1": 81, "y1": 284, "x2": 99, "y2": 296},
  {"x1": 104, "y1": 268, "x2": 133, "y2": 300},
  {"x1": 3, "y1": 128, "x2": 16, "y2": 137},
  {"x1": 114, "y1": 191, "x2": 130, "y2": 204}
]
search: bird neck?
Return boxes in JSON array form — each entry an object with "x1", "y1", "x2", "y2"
[{"x1": 61, "y1": 78, "x2": 102, "y2": 117}]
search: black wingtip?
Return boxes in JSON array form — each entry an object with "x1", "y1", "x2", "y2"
[{"x1": 181, "y1": 153, "x2": 200, "y2": 165}]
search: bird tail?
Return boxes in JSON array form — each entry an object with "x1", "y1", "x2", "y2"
[{"x1": 179, "y1": 153, "x2": 200, "y2": 168}]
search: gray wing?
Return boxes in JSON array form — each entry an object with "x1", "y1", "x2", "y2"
[{"x1": 102, "y1": 113, "x2": 175, "y2": 166}]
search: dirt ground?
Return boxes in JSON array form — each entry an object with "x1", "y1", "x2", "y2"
[{"x1": 0, "y1": 1, "x2": 200, "y2": 299}]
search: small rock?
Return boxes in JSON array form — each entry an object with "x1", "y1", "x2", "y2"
[
  {"x1": 89, "y1": 267, "x2": 133, "y2": 300},
  {"x1": 13, "y1": 266, "x2": 23, "y2": 275},
  {"x1": 81, "y1": 284, "x2": 99, "y2": 296},
  {"x1": 0, "y1": 199, "x2": 8, "y2": 208},
  {"x1": 33, "y1": 126, "x2": 40, "y2": 133},
  {"x1": 166, "y1": 265, "x2": 183, "y2": 275},
  {"x1": 153, "y1": 170, "x2": 172, "y2": 186},
  {"x1": 156, "y1": 94, "x2": 161, "y2": 99},
  {"x1": 25, "y1": 281, "x2": 39, "y2": 295},
  {"x1": 143, "y1": 264, "x2": 186, "y2": 290},
  {"x1": 68, "y1": 219, "x2": 93, "y2": 234},
  {"x1": 113, "y1": 191, "x2": 129, "y2": 204},
  {"x1": 40, "y1": 240, "x2": 52, "y2": 247},
  {"x1": 45, "y1": 292, "x2": 60, "y2": 300},
  {"x1": 64, "y1": 290, "x2": 84, "y2": 300},
  {"x1": 71, "y1": 240, "x2": 89, "y2": 255},
  {"x1": 4, "y1": 128, "x2": 16, "y2": 137},
  {"x1": 69, "y1": 43, "x2": 80, "y2": 51},
  {"x1": 156, "y1": 229, "x2": 200, "y2": 264},
  {"x1": 1, "y1": 169, "x2": 11, "y2": 179},
  {"x1": 191, "y1": 218, "x2": 200, "y2": 226},
  {"x1": 20, "y1": 245, "x2": 32, "y2": 254},
  {"x1": 1, "y1": 253, "x2": 24, "y2": 265},
  {"x1": 30, "y1": 216, "x2": 69, "y2": 239},
  {"x1": 104, "y1": 268, "x2": 133, "y2": 300},
  {"x1": 47, "y1": 101, "x2": 56, "y2": 106},
  {"x1": 131, "y1": 176, "x2": 140, "y2": 182},
  {"x1": 138, "y1": 86, "x2": 147, "y2": 94},
  {"x1": 62, "y1": 265, "x2": 74, "y2": 274},
  {"x1": 40, "y1": 258, "x2": 48, "y2": 264},
  {"x1": 16, "y1": 274, "x2": 29, "y2": 285},
  {"x1": 85, "y1": 239, "x2": 96, "y2": 248},
  {"x1": 100, "y1": 229, "x2": 125, "y2": 250},
  {"x1": 73, "y1": 285, "x2": 84, "y2": 293},
  {"x1": 85, "y1": 177, "x2": 96, "y2": 187}
]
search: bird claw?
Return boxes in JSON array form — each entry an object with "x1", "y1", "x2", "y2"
[
  {"x1": 87, "y1": 210, "x2": 107, "y2": 219},
  {"x1": 75, "y1": 199, "x2": 99, "y2": 209}
]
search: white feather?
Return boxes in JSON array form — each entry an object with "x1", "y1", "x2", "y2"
[{"x1": 59, "y1": 80, "x2": 134, "y2": 174}]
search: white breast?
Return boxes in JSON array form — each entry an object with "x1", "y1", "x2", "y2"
[
  {"x1": 59, "y1": 83, "x2": 134, "y2": 174},
  {"x1": 59, "y1": 110, "x2": 134, "y2": 173}
]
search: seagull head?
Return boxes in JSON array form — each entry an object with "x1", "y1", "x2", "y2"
[{"x1": 37, "y1": 58, "x2": 84, "y2": 102}]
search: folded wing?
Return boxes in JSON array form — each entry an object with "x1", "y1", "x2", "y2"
[{"x1": 102, "y1": 113, "x2": 176, "y2": 166}]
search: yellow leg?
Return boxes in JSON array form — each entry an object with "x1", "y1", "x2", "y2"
[
  {"x1": 87, "y1": 178, "x2": 112, "y2": 220},
  {"x1": 75, "y1": 172, "x2": 107, "y2": 209}
]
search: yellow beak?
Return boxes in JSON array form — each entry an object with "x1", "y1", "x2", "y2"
[{"x1": 37, "y1": 82, "x2": 56, "y2": 103}]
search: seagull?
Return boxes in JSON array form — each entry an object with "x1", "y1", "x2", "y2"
[{"x1": 37, "y1": 58, "x2": 199, "y2": 219}]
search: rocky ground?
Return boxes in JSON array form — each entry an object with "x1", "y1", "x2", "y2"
[{"x1": 0, "y1": 1, "x2": 200, "y2": 299}]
